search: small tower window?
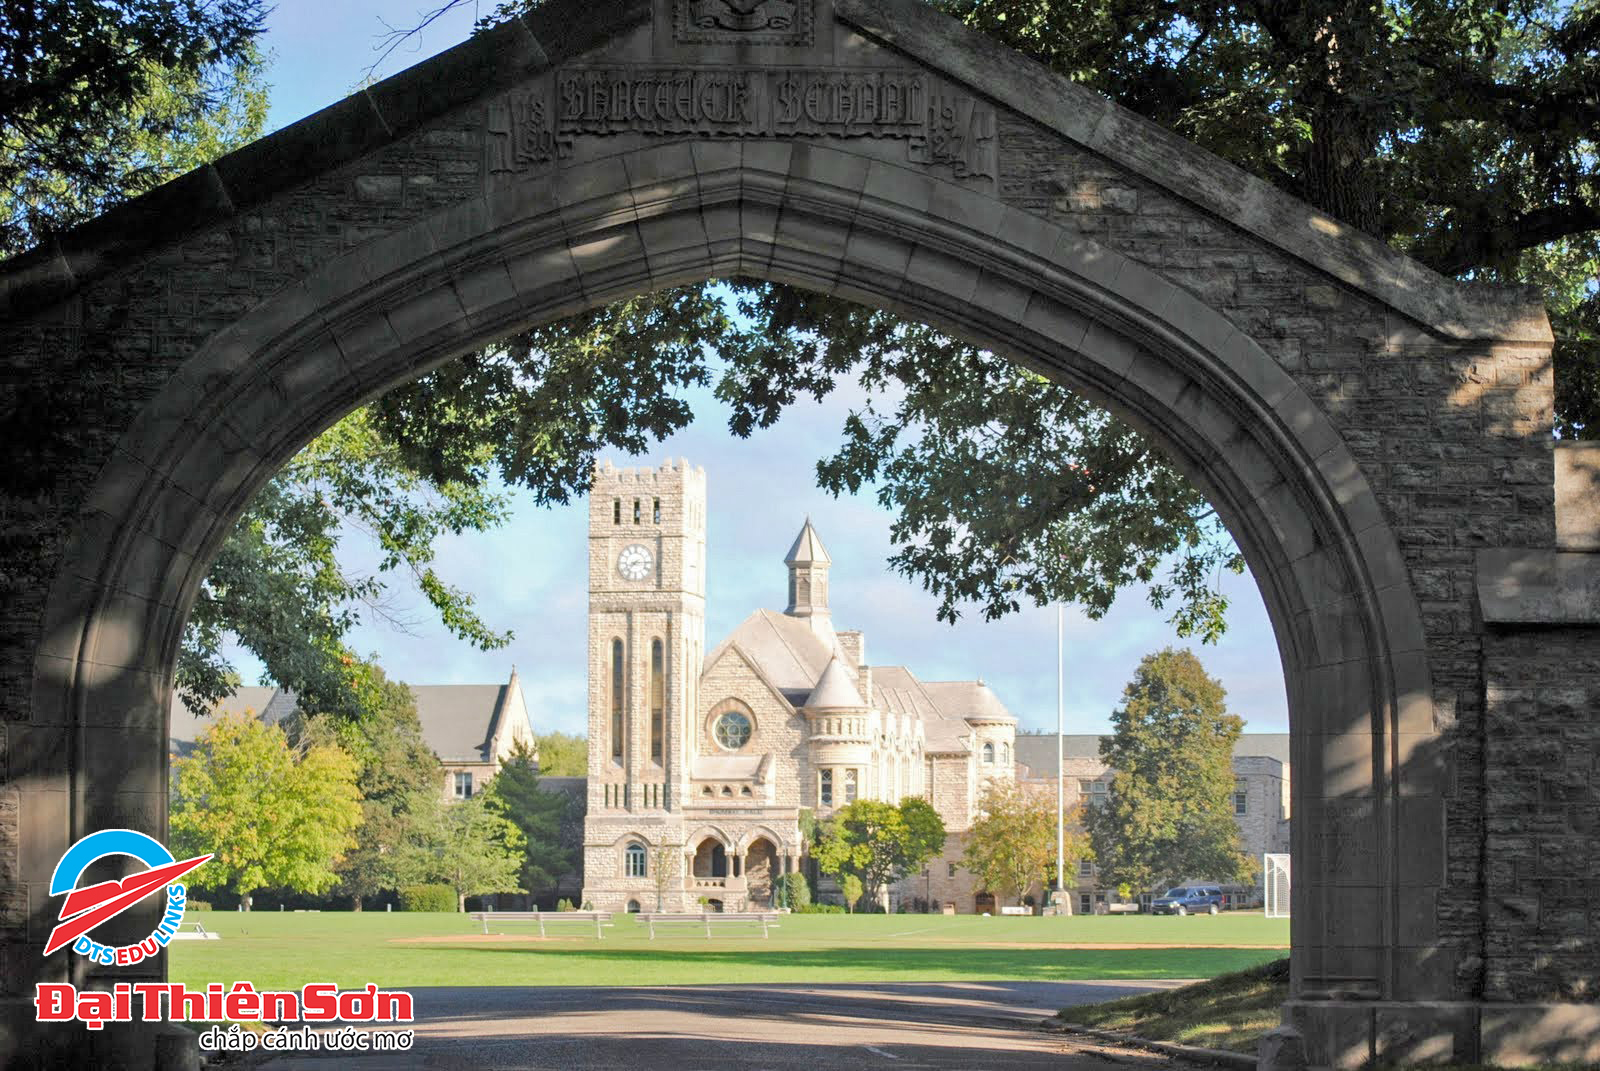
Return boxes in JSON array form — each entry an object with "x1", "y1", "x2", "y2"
[
  {"x1": 982, "y1": 742, "x2": 995, "y2": 764},
  {"x1": 613, "y1": 498, "x2": 621, "y2": 525},
  {"x1": 843, "y1": 768, "x2": 858, "y2": 803},
  {"x1": 819, "y1": 769, "x2": 833, "y2": 806},
  {"x1": 633, "y1": 498, "x2": 641, "y2": 524},
  {"x1": 653, "y1": 497, "x2": 661, "y2": 524}
]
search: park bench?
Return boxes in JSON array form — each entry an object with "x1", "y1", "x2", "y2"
[
  {"x1": 468, "y1": 910, "x2": 613, "y2": 939},
  {"x1": 633, "y1": 911, "x2": 782, "y2": 939}
]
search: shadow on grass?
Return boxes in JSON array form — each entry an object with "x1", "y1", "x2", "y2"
[
  {"x1": 404, "y1": 943, "x2": 1283, "y2": 981},
  {"x1": 1063, "y1": 957, "x2": 1290, "y2": 1052}
]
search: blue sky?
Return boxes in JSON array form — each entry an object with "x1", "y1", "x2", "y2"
[{"x1": 238, "y1": 2, "x2": 1291, "y2": 739}]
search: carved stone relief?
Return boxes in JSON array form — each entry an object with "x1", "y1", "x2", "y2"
[
  {"x1": 673, "y1": 0, "x2": 814, "y2": 46},
  {"x1": 487, "y1": 67, "x2": 998, "y2": 184}
]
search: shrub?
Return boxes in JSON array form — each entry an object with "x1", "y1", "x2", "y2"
[
  {"x1": 555, "y1": 898, "x2": 576, "y2": 912},
  {"x1": 780, "y1": 872, "x2": 811, "y2": 909},
  {"x1": 796, "y1": 903, "x2": 846, "y2": 914},
  {"x1": 186, "y1": 900, "x2": 212, "y2": 912},
  {"x1": 398, "y1": 884, "x2": 456, "y2": 912}
]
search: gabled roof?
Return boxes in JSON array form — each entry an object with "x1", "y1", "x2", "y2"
[
  {"x1": 167, "y1": 687, "x2": 295, "y2": 758},
  {"x1": 806, "y1": 656, "x2": 866, "y2": 709},
  {"x1": 784, "y1": 518, "x2": 831, "y2": 566},
  {"x1": 869, "y1": 666, "x2": 972, "y2": 752},
  {"x1": 165, "y1": 677, "x2": 529, "y2": 765},
  {"x1": 707, "y1": 609, "x2": 835, "y2": 707},
  {"x1": 412, "y1": 684, "x2": 508, "y2": 763}
]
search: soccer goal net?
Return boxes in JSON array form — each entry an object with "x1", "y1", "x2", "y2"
[{"x1": 1264, "y1": 853, "x2": 1291, "y2": 918}]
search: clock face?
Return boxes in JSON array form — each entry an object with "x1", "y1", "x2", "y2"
[{"x1": 617, "y1": 543, "x2": 654, "y2": 582}]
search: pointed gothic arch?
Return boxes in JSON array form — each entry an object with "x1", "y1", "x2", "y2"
[{"x1": 0, "y1": 0, "x2": 1586, "y2": 1061}]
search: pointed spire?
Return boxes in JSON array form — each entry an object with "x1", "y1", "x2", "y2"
[
  {"x1": 784, "y1": 516, "x2": 831, "y2": 565},
  {"x1": 806, "y1": 656, "x2": 866, "y2": 709}
]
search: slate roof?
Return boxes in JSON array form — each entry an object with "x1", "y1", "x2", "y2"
[
  {"x1": 1013, "y1": 732, "x2": 1291, "y2": 775},
  {"x1": 922, "y1": 680, "x2": 1015, "y2": 724},
  {"x1": 784, "y1": 518, "x2": 832, "y2": 565},
  {"x1": 167, "y1": 687, "x2": 296, "y2": 759},
  {"x1": 412, "y1": 684, "x2": 508, "y2": 763},
  {"x1": 869, "y1": 667, "x2": 973, "y2": 753},
  {"x1": 166, "y1": 678, "x2": 528, "y2": 765},
  {"x1": 806, "y1": 657, "x2": 866, "y2": 709},
  {"x1": 708, "y1": 609, "x2": 836, "y2": 706}
]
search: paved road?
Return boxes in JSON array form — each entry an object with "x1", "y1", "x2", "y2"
[{"x1": 249, "y1": 981, "x2": 1195, "y2": 1071}]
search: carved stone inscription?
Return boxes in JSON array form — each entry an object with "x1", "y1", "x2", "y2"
[
  {"x1": 487, "y1": 68, "x2": 998, "y2": 183},
  {"x1": 674, "y1": 0, "x2": 814, "y2": 46}
]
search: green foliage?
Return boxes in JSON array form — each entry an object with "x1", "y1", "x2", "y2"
[
  {"x1": 171, "y1": 710, "x2": 364, "y2": 908},
  {"x1": 186, "y1": 900, "x2": 212, "y2": 912},
  {"x1": 780, "y1": 871, "x2": 811, "y2": 910},
  {"x1": 180, "y1": 409, "x2": 512, "y2": 720},
  {"x1": 532, "y1": 731, "x2": 587, "y2": 776},
  {"x1": 794, "y1": 902, "x2": 846, "y2": 914},
  {"x1": 289, "y1": 666, "x2": 445, "y2": 909},
  {"x1": 397, "y1": 884, "x2": 456, "y2": 912},
  {"x1": 0, "y1": 0, "x2": 269, "y2": 254},
  {"x1": 483, "y1": 742, "x2": 578, "y2": 898},
  {"x1": 964, "y1": 780, "x2": 1090, "y2": 907},
  {"x1": 1085, "y1": 649, "x2": 1255, "y2": 894},
  {"x1": 813, "y1": 798, "x2": 947, "y2": 906},
  {"x1": 393, "y1": 793, "x2": 525, "y2": 911},
  {"x1": 839, "y1": 873, "x2": 864, "y2": 913}
]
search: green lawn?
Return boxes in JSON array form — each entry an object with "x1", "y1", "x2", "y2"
[{"x1": 170, "y1": 910, "x2": 1288, "y2": 990}]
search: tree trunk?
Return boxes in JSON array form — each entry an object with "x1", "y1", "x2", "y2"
[
  {"x1": 1302, "y1": 107, "x2": 1382, "y2": 237},
  {"x1": 457, "y1": 891, "x2": 466, "y2": 913},
  {"x1": 242, "y1": 891, "x2": 253, "y2": 912},
  {"x1": 351, "y1": 895, "x2": 363, "y2": 912}
]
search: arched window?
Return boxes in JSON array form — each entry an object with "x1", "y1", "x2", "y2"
[
  {"x1": 624, "y1": 842, "x2": 647, "y2": 878},
  {"x1": 626, "y1": 899, "x2": 641, "y2": 913},
  {"x1": 611, "y1": 639, "x2": 625, "y2": 761},
  {"x1": 650, "y1": 639, "x2": 664, "y2": 762},
  {"x1": 982, "y1": 742, "x2": 995, "y2": 764}
]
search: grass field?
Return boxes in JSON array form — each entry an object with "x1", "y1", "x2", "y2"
[{"x1": 170, "y1": 910, "x2": 1288, "y2": 990}]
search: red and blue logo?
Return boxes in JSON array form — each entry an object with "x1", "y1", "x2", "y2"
[{"x1": 45, "y1": 830, "x2": 211, "y2": 965}]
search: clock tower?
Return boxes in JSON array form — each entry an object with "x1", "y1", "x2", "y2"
[{"x1": 585, "y1": 459, "x2": 707, "y2": 836}]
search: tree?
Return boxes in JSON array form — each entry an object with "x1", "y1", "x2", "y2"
[
  {"x1": 0, "y1": 0, "x2": 269, "y2": 254},
  {"x1": 963, "y1": 780, "x2": 1090, "y2": 908},
  {"x1": 533, "y1": 731, "x2": 587, "y2": 776},
  {"x1": 290, "y1": 666, "x2": 445, "y2": 910},
  {"x1": 813, "y1": 798, "x2": 947, "y2": 909},
  {"x1": 651, "y1": 843, "x2": 681, "y2": 912},
  {"x1": 179, "y1": 409, "x2": 513, "y2": 719},
  {"x1": 1085, "y1": 649, "x2": 1254, "y2": 896},
  {"x1": 395, "y1": 793, "x2": 525, "y2": 912},
  {"x1": 170, "y1": 710, "x2": 363, "y2": 910},
  {"x1": 483, "y1": 742, "x2": 577, "y2": 901},
  {"x1": 839, "y1": 873, "x2": 864, "y2": 914}
]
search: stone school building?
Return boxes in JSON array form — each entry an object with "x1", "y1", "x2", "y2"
[{"x1": 577, "y1": 458, "x2": 1290, "y2": 913}]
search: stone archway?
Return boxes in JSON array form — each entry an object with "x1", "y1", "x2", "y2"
[
  {"x1": 1, "y1": 0, "x2": 1591, "y2": 1063},
  {"x1": 744, "y1": 838, "x2": 778, "y2": 907}
]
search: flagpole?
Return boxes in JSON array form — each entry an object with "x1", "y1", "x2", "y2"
[{"x1": 1056, "y1": 603, "x2": 1065, "y2": 898}]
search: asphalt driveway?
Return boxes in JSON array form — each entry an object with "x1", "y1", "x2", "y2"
[{"x1": 250, "y1": 980, "x2": 1195, "y2": 1070}]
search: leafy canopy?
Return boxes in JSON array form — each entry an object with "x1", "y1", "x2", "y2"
[
  {"x1": 963, "y1": 778, "x2": 1090, "y2": 906},
  {"x1": 289, "y1": 665, "x2": 446, "y2": 909},
  {"x1": 170, "y1": 709, "x2": 364, "y2": 907},
  {"x1": 394, "y1": 793, "x2": 526, "y2": 911},
  {"x1": 1085, "y1": 648, "x2": 1255, "y2": 894},
  {"x1": 0, "y1": 0, "x2": 269, "y2": 254},
  {"x1": 814, "y1": 797, "x2": 947, "y2": 906}
]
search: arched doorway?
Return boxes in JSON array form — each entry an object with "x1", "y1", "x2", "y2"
[
  {"x1": 744, "y1": 838, "x2": 778, "y2": 907},
  {"x1": 1, "y1": 0, "x2": 1573, "y2": 1060},
  {"x1": 691, "y1": 838, "x2": 728, "y2": 881}
]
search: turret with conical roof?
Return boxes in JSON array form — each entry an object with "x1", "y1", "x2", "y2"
[{"x1": 784, "y1": 517, "x2": 833, "y2": 642}]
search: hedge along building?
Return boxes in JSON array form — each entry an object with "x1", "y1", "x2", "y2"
[{"x1": 0, "y1": 0, "x2": 1596, "y2": 1063}]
